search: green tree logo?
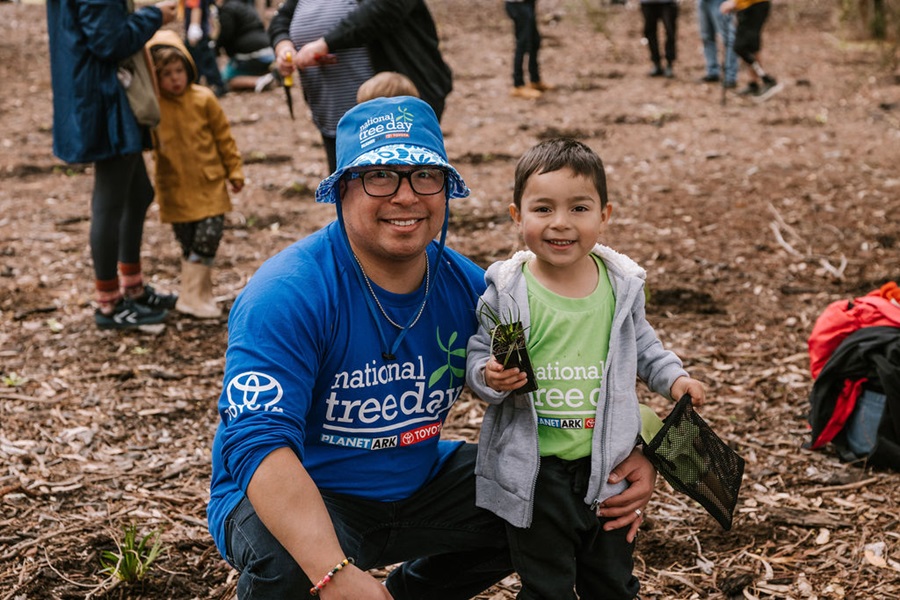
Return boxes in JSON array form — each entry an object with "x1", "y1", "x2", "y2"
[
  {"x1": 396, "y1": 107, "x2": 414, "y2": 122},
  {"x1": 429, "y1": 327, "x2": 466, "y2": 387}
]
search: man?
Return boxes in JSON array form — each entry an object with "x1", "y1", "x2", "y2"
[{"x1": 207, "y1": 96, "x2": 655, "y2": 599}]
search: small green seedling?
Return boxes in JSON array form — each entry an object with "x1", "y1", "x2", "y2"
[
  {"x1": 477, "y1": 301, "x2": 538, "y2": 394},
  {"x1": 99, "y1": 524, "x2": 164, "y2": 583}
]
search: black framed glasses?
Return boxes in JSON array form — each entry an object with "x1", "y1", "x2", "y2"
[{"x1": 347, "y1": 168, "x2": 447, "y2": 197}]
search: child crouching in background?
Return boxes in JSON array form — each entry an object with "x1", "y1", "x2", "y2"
[{"x1": 149, "y1": 30, "x2": 244, "y2": 319}]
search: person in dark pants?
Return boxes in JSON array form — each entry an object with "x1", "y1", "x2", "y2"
[
  {"x1": 505, "y1": 0, "x2": 552, "y2": 99},
  {"x1": 721, "y1": 0, "x2": 782, "y2": 101},
  {"x1": 47, "y1": 0, "x2": 178, "y2": 329},
  {"x1": 184, "y1": 0, "x2": 227, "y2": 96},
  {"x1": 467, "y1": 138, "x2": 706, "y2": 599},
  {"x1": 640, "y1": 0, "x2": 679, "y2": 78}
]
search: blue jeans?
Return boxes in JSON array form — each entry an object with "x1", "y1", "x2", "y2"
[
  {"x1": 697, "y1": 0, "x2": 738, "y2": 84},
  {"x1": 223, "y1": 443, "x2": 513, "y2": 599}
]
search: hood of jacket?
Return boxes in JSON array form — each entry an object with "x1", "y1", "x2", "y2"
[
  {"x1": 148, "y1": 29, "x2": 198, "y2": 85},
  {"x1": 485, "y1": 244, "x2": 646, "y2": 293}
]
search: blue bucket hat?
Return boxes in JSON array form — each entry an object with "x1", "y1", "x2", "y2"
[{"x1": 315, "y1": 96, "x2": 469, "y2": 204}]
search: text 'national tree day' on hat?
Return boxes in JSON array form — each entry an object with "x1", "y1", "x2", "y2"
[{"x1": 315, "y1": 96, "x2": 469, "y2": 204}]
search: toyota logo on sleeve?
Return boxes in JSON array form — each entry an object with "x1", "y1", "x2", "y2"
[{"x1": 225, "y1": 371, "x2": 284, "y2": 421}]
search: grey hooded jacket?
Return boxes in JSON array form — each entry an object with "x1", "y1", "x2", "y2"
[{"x1": 465, "y1": 244, "x2": 688, "y2": 528}]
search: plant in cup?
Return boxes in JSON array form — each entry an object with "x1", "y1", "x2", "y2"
[{"x1": 477, "y1": 301, "x2": 538, "y2": 394}]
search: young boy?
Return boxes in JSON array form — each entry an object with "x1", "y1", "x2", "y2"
[
  {"x1": 721, "y1": 0, "x2": 782, "y2": 101},
  {"x1": 149, "y1": 30, "x2": 244, "y2": 319},
  {"x1": 466, "y1": 138, "x2": 705, "y2": 599}
]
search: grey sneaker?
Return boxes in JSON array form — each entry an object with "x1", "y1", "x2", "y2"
[{"x1": 95, "y1": 298, "x2": 167, "y2": 330}]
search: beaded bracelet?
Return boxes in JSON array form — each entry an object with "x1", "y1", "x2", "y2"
[{"x1": 309, "y1": 557, "x2": 355, "y2": 597}]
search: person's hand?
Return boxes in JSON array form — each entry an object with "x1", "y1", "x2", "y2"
[
  {"x1": 229, "y1": 179, "x2": 243, "y2": 193},
  {"x1": 670, "y1": 376, "x2": 705, "y2": 407},
  {"x1": 187, "y1": 23, "x2": 204, "y2": 45},
  {"x1": 295, "y1": 37, "x2": 337, "y2": 69},
  {"x1": 720, "y1": 0, "x2": 736, "y2": 13},
  {"x1": 595, "y1": 447, "x2": 656, "y2": 543},
  {"x1": 274, "y1": 41, "x2": 297, "y2": 78},
  {"x1": 154, "y1": 0, "x2": 177, "y2": 25},
  {"x1": 482, "y1": 356, "x2": 528, "y2": 392},
  {"x1": 319, "y1": 564, "x2": 393, "y2": 599}
]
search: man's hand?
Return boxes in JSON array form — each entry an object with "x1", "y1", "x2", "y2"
[
  {"x1": 670, "y1": 376, "x2": 706, "y2": 407},
  {"x1": 319, "y1": 565, "x2": 393, "y2": 599},
  {"x1": 595, "y1": 447, "x2": 656, "y2": 542}
]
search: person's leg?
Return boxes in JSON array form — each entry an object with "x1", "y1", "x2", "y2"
[
  {"x1": 224, "y1": 444, "x2": 511, "y2": 600},
  {"x1": 506, "y1": 1, "x2": 529, "y2": 88},
  {"x1": 662, "y1": 2, "x2": 678, "y2": 76},
  {"x1": 507, "y1": 458, "x2": 583, "y2": 600},
  {"x1": 525, "y1": 0, "x2": 541, "y2": 85},
  {"x1": 224, "y1": 496, "x2": 316, "y2": 599},
  {"x1": 188, "y1": 39, "x2": 227, "y2": 95},
  {"x1": 378, "y1": 444, "x2": 513, "y2": 600},
  {"x1": 174, "y1": 216, "x2": 223, "y2": 318},
  {"x1": 574, "y1": 519, "x2": 639, "y2": 599},
  {"x1": 641, "y1": 4, "x2": 662, "y2": 75},
  {"x1": 697, "y1": 0, "x2": 720, "y2": 79},
  {"x1": 717, "y1": 4, "x2": 739, "y2": 86},
  {"x1": 91, "y1": 156, "x2": 131, "y2": 309}
]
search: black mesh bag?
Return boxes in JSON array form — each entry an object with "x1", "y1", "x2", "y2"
[{"x1": 644, "y1": 394, "x2": 745, "y2": 530}]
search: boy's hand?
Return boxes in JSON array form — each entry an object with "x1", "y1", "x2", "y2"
[
  {"x1": 229, "y1": 179, "x2": 244, "y2": 193},
  {"x1": 720, "y1": 0, "x2": 736, "y2": 13},
  {"x1": 482, "y1": 356, "x2": 529, "y2": 392},
  {"x1": 670, "y1": 376, "x2": 705, "y2": 407}
]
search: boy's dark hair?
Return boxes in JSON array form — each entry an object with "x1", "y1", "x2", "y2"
[{"x1": 513, "y1": 138, "x2": 608, "y2": 210}]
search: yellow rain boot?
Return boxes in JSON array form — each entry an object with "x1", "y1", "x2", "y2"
[{"x1": 175, "y1": 259, "x2": 221, "y2": 319}]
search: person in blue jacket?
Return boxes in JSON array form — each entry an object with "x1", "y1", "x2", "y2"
[
  {"x1": 207, "y1": 96, "x2": 658, "y2": 599},
  {"x1": 47, "y1": 0, "x2": 178, "y2": 329}
]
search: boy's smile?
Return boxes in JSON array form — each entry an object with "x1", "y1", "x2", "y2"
[{"x1": 510, "y1": 167, "x2": 611, "y2": 293}]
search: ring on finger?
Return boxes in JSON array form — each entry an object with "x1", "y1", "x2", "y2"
[{"x1": 635, "y1": 508, "x2": 643, "y2": 517}]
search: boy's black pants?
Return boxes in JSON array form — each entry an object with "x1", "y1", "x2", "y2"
[{"x1": 507, "y1": 455, "x2": 640, "y2": 600}]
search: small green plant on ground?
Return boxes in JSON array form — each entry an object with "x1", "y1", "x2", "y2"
[{"x1": 99, "y1": 524, "x2": 164, "y2": 583}]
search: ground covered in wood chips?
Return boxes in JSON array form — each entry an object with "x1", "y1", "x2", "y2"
[{"x1": 2, "y1": 0, "x2": 900, "y2": 597}]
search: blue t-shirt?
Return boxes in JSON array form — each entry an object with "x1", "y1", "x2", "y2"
[{"x1": 207, "y1": 221, "x2": 486, "y2": 556}]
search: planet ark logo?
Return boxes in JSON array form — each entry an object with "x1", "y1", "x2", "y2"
[{"x1": 358, "y1": 108, "x2": 414, "y2": 148}]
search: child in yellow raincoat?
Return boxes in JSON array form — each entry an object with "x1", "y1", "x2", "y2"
[{"x1": 149, "y1": 30, "x2": 243, "y2": 319}]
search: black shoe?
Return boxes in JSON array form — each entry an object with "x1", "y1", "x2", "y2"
[
  {"x1": 700, "y1": 74, "x2": 720, "y2": 83},
  {"x1": 723, "y1": 80, "x2": 737, "y2": 89},
  {"x1": 133, "y1": 284, "x2": 178, "y2": 310},
  {"x1": 648, "y1": 64, "x2": 664, "y2": 77},
  {"x1": 95, "y1": 298, "x2": 168, "y2": 330},
  {"x1": 738, "y1": 82, "x2": 760, "y2": 96},
  {"x1": 755, "y1": 77, "x2": 784, "y2": 102}
]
